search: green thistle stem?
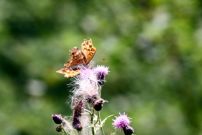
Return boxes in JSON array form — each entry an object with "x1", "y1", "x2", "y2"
[
  {"x1": 98, "y1": 112, "x2": 105, "y2": 135},
  {"x1": 98, "y1": 86, "x2": 105, "y2": 135},
  {"x1": 62, "y1": 128, "x2": 69, "y2": 135},
  {"x1": 91, "y1": 108, "x2": 95, "y2": 135}
]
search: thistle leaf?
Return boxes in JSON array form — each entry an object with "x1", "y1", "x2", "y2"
[{"x1": 100, "y1": 115, "x2": 113, "y2": 127}]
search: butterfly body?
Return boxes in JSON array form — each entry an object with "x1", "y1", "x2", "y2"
[{"x1": 57, "y1": 39, "x2": 96, "y2": 78}]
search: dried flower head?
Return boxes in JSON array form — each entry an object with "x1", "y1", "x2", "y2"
[
  {"x1": 113, "y1": 113, "x2": 131, "y2": 129},
  {"x1": 72, "y1": 100, "x2": 84, "y2": 131},
  {"x1": 72, "y1": 117, "x2": 82, "y2": 131},
  {"x1": 73, "y1": 100, "x2": 83, "y2": 117}
]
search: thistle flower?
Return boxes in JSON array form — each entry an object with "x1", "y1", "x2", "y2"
[
  {"x1": 94, "y1": 65, "x2": 109, "y2": 77},
  {"x1": 53, "y1": 39, "x2": 129, "y2": 135},
  {"x1": 93, "y1": 65, "x2": 109, "y2": 85},
  {"x1": 113, "y1": 113, "x2": 134, "y2": 135},
  {"x1": 52, "y1": 114, "x2": 63, "y2": 124},
  {"x1": 113, "y1": 113, "x2": 130, "y2": 128}
]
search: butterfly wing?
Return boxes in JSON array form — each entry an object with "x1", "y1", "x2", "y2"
[
  {"x1": 57, "y1": 47, "x2": 85, "y2": 78},
  {"x1": 81, "y1": 39, "x2": 96, "y2": 64},
  {"x1": 56, "y1": 68, "x2": 80, "y2": 78},
  {"x1": 57, "y1": 39, "x2": 96, "y2": 78},
  {"x1": 64, "y1": 47, "x2": 86, "y2": 67}
]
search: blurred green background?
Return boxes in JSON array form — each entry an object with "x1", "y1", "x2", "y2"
[{"x1": 1, "y1": 0, "x2": 202, "y2": 135}]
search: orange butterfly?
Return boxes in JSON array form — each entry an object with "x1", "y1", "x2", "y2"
[{"x1": 57, "y1": 39, "x2": 96, "y2": 78}]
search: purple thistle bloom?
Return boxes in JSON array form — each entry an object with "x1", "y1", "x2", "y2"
[
  {"x1": 93, "y1": 65, "x2": 109, "y2": 85},
  {"x1": 113, "y1": 113, "x2": 131, "y2": 129},
  {"x1": 52, "y1": 114, "x2": 63, "y2": 124}
]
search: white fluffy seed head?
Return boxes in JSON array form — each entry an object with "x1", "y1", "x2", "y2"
[{"x1": 72, "y1": 67, "x2": 99, "y2": 107}]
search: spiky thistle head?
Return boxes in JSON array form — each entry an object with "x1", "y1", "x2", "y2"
[
  {"x1": 113, "y1": 113, "x2": 131, "y2": 129},
  {"x1": 93, "y1": 65, "x2": 109, "y2": 85},
  {"x1": 113, "y1": 113, "x2": 134, "y2": 135}
]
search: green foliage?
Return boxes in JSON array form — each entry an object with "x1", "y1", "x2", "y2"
[{"x1": 0, "y1": 0, "x2": 202, "y2": 135}]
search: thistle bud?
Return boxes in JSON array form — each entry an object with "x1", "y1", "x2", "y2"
[
  {"x1": 56, "y1": 125, "x2": 63, "y2": 132},
  {"x1": 123, "y1": 126, "x2": 134, "y2": 135},
  {"x1": 93, "y1": 99, "x2": 104, "y2": 111},
  {"x1": 87, "y1": 95, "x2": 105, "y2": 111},
  {"x1": 52, "y1": 114, "x2": 63, "y2": 124}
]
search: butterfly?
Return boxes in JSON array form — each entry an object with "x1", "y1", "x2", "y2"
[{"x1": 57, "y1": 39, "x2": 96, "y2": 78}]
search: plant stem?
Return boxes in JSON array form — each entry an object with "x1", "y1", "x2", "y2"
[
  {"x1": 98, "y1": 85, "x2": 105, "y2": 135},
  {"x1": 91, "y1": 108, "x2": 95, "y2": 135},
  {"x1": 98, "y1": 112, "x2": 105, "y2": 135},
  {"x1": 62, "y1": 129, "x2": 69, "y2": 135}
]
